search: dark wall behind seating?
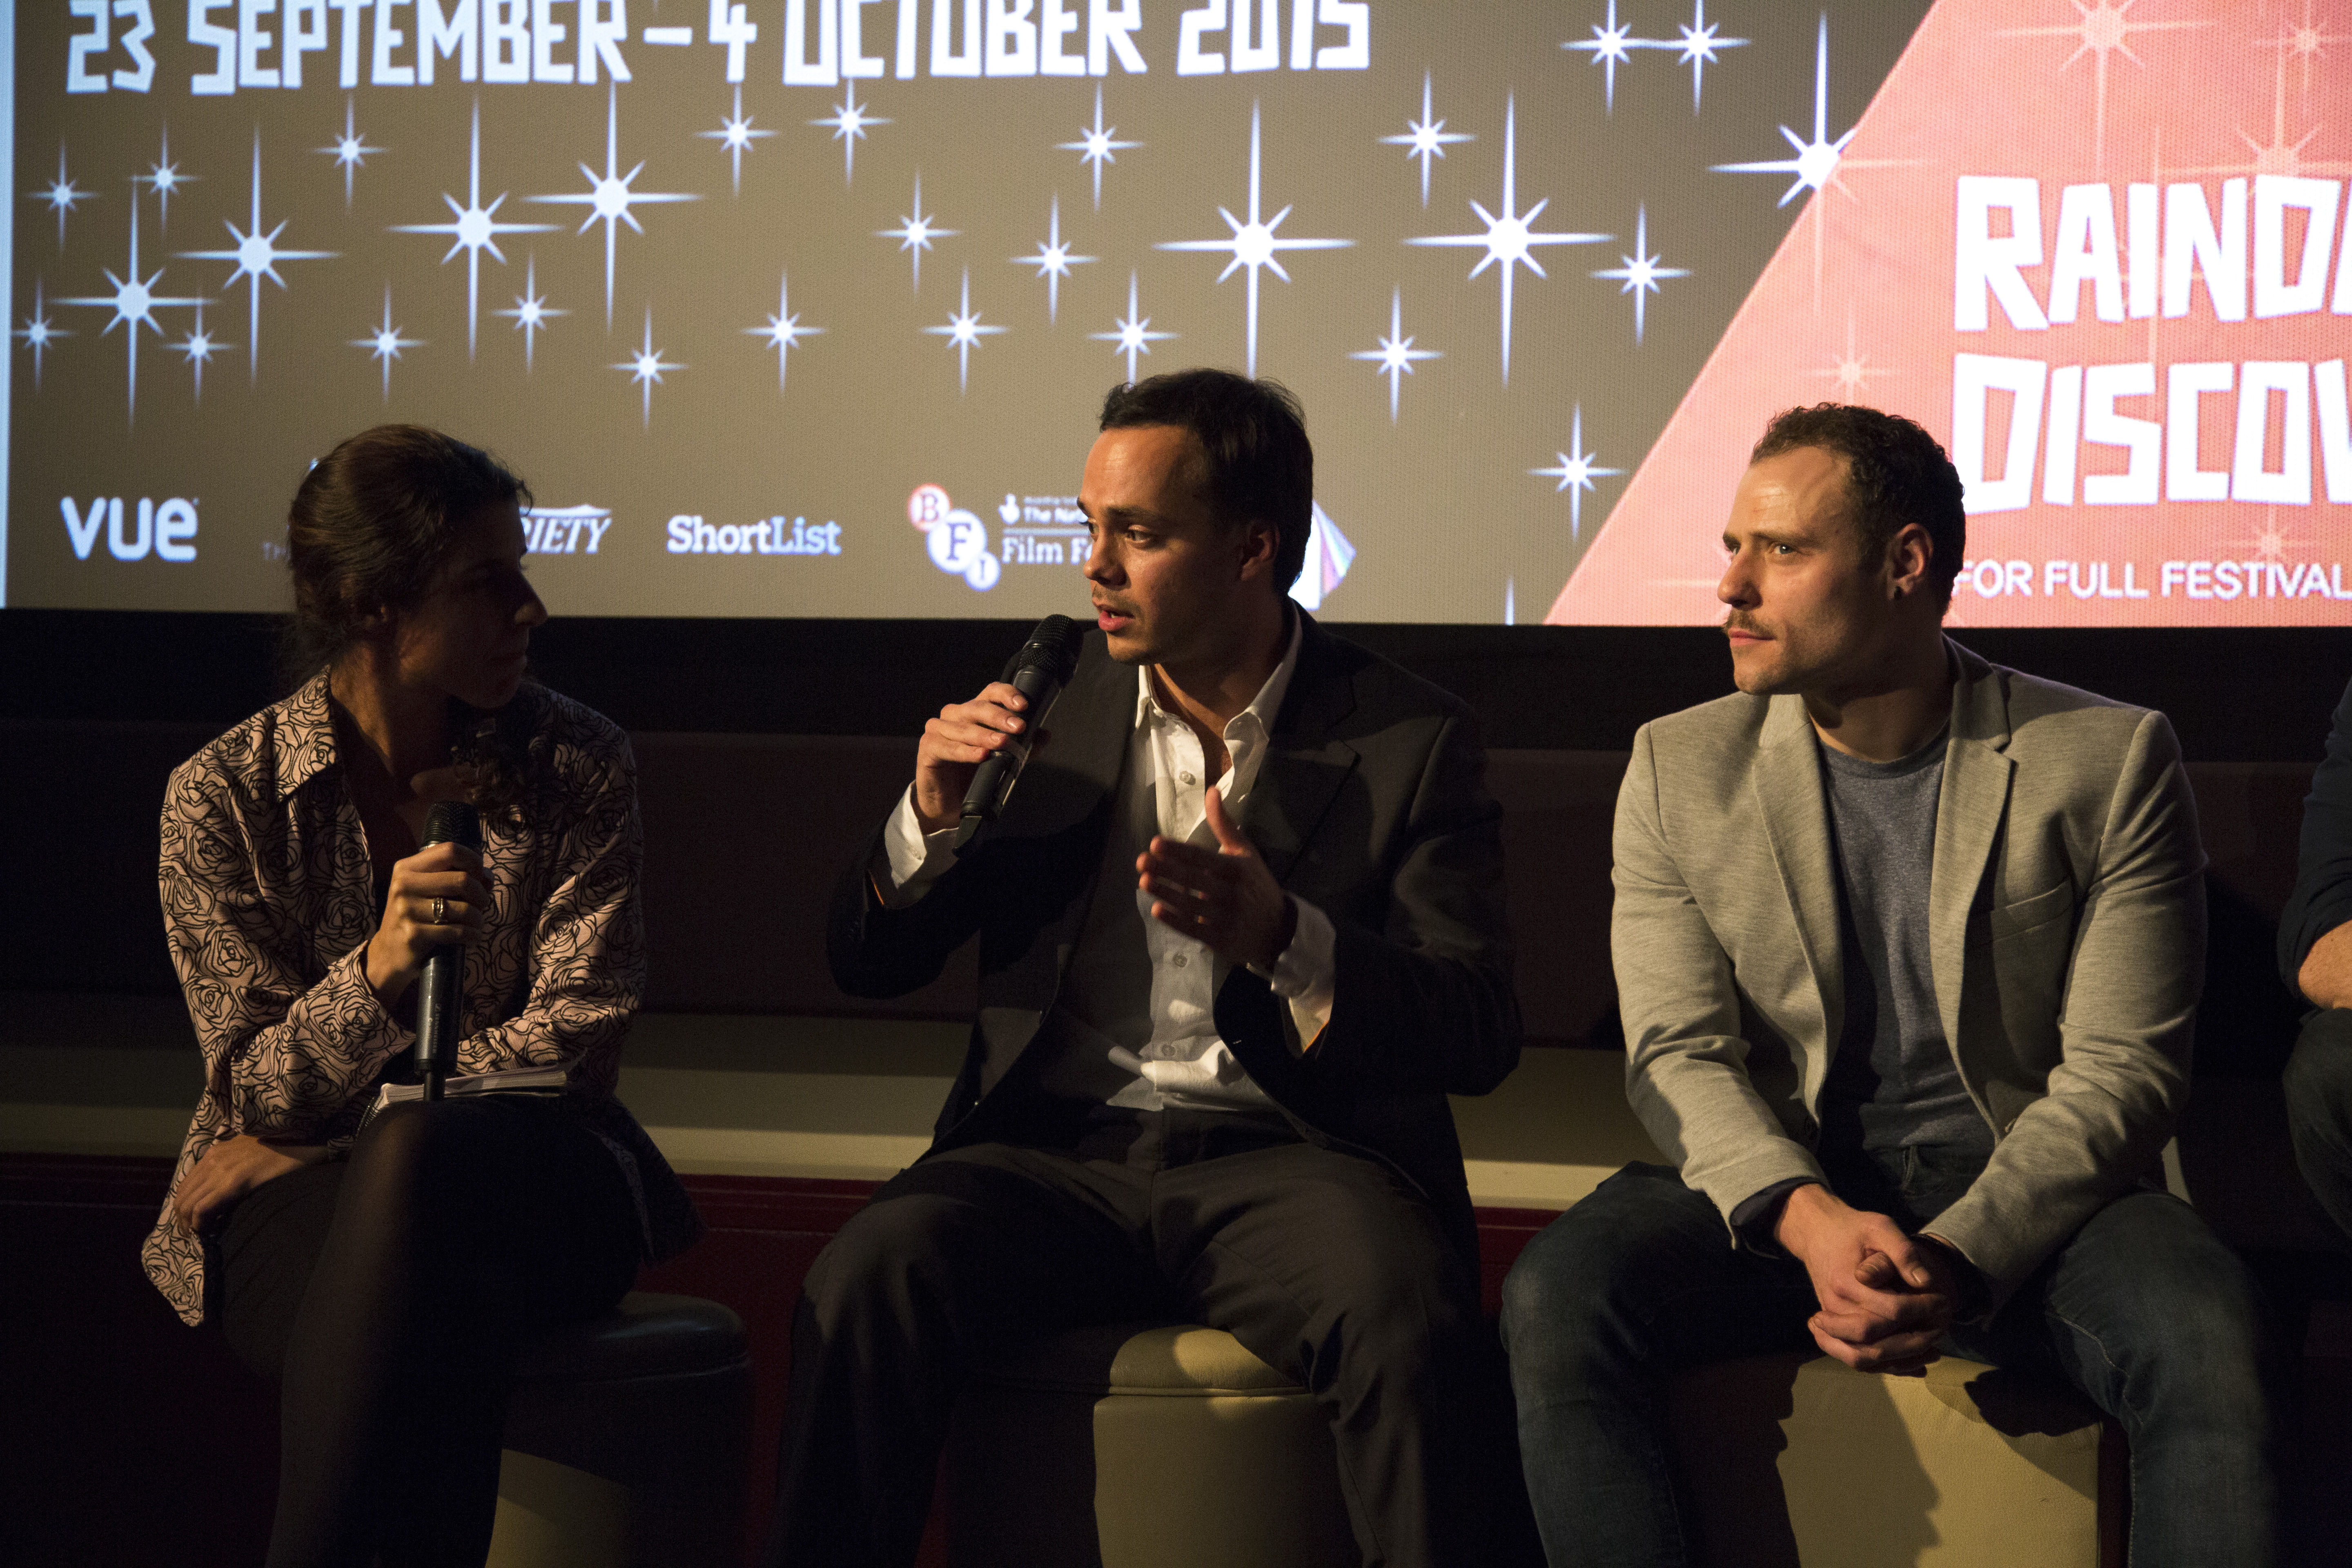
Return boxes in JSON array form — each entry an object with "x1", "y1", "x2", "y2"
[{"x1": 6, "y1": 610, "x2": 2348, "y2": 760}]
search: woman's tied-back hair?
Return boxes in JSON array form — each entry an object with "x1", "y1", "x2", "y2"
[{"x1": 281, "y1": 425, "x2": 537, "y2": 817}]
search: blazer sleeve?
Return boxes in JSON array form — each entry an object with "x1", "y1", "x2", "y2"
[
  {"x1": 827, "y1": 820, "x2": 992, "y2": 1000},
  {"x1": 1928, "y1": 710, "x2": 2203, "y2": 1292},
  {"x1": 1306, "y1": 710, "x2": 1522, "y2": 1097},
  {"x1": 2281, "y1": 673, "x2": 2352, "y2": 994},
  {"x1": 1613, "y1": 724, "x2": 1827, "y2": 1225}
]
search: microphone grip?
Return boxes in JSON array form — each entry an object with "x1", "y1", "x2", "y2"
[
  {"x1": 954, "y1": 664, "x2": 1064, "y2": 849},
  {"x1": 415, "y1": 945, "x2": 462, "y2": 1100},
  {"x1": 412, "y1": 800, "x2": 480, "y2": 1102}
]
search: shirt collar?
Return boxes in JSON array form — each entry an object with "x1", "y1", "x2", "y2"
[{"x1": 1135, "y1": 605, "x2": 1304, "y2": 738}]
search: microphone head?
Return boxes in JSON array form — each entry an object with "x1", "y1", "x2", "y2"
[
  {"x1": 421, "y1": 800, "x2": 482, "y2": 851},
  {"x1": 1007, "y1": 614, "x2": 1085, "y2": 686}
]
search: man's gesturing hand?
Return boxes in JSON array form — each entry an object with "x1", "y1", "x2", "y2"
[
  {"x1": 1774, "y1": 1182, "x2": 1956, "y2": 1375},
  {"x1": 914, "y1": 681, "x2": 1031, "y2": 833},
  {"x1": 1138, "y1": 786, "x2": 1296, "y2": 971}
]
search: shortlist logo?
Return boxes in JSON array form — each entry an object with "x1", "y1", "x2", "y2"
[
  {"x1": 61, "y1": 495, "x2": 199, "y2": 562},
  {"x1": 525, "y1": 505, "x2": 613, "y2": 555},
  {"x1": 666, "y1": 512, "x2": 843, "y2": 556}
]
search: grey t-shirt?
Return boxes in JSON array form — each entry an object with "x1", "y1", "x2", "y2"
[{"x1": 1815, "y1": 723, "x2": 1996, "y2": 1161}]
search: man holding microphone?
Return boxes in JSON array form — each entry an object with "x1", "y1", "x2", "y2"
[{"x1": 766, "y1": 370, "x2": 1522, "y2": 1568}]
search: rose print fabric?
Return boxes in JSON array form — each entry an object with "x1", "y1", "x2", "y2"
[{"x1": 143, "y1": 673, "x2": 699, "y2": 1325}]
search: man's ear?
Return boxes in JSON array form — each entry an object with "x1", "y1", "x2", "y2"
[
  {"x1": 1886, "y1": 523, "x2": 1934, "y2": 600},
  {"x1": 1234, "y1": 517, "x2": 1279, "y2": 583}
]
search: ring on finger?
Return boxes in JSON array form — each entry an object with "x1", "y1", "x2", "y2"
[{"x1": 431, "y1": 895, "x2": 447, "y2": 924}]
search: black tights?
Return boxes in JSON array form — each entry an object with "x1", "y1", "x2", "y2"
[{"x1": 215, "y1": 1096, "x2": 641, "y2": 1568}]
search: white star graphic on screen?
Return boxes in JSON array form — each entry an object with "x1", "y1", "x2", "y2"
[
  {"x1": 877, "y1": 174, "x2": 956, "y2": 292},
  {"x1": 1671, "y1": 0, "x2": 1748, "y2": 111},
  {"x1": 1058, "y1": 84, "x2": 1140, "y2": 209},
  {"x1": 1091, "y1": 271, "x2": 1176, "y2": 383},
  {"x1": 1409, "y1": 98, "x2": 1607, "y2": 385},
  {"x1": 1814, "y1": 311, "x2": 1894, "y2": 401},
  {"x1": 1591, "y1": 207, "x2": 1688, "y2": 344},
  {"x1": 1713, "y1": 15, "x2": 1854, "y2": 207},
  {"x1": 2271, "y1": 0, "x2": 2352, "y2": 95},
  {"x1": 60, "y1": 200, "x2": 205, "y2": 419},
  {"x1": 532, "y1": 86, "x2": 700, "y2": 327},
  {"x1": 173, "y1": 305, "x2": 222, "y2": 400},
  {"x1": 16, "y1": 281, "x2": 70, "y2": 388},
  {"x1": 1998, "y1": 2, "x2": 2209, "y2": 173},
  {"x1": 2176, "y1": 35, "x2": 2352, "y2": 182},
  {"x1": 1158, "y1": 102, "x2": 1352, "y2": 379},
  {"x1": 317, "y1": 99, "x2": 382, "y2": 208},
  {"x1": 700, "y1": 85, "x2": 775, "y2": 194},
  {"x1": 33, "y1": 147, "x2": 96, "y2": 249},
  {"x1": 811, "y1": 82, "x2": 889, "y2": 184},
  {"x1": 394, "y1": 103, "x2": 553, "y2": 356},
  {"x1": 1382, "y1": 73, "x2": 1474, "y2": 207},
  {"x1": 745, "y1": 272, "x2": 824, "y2": 391},
  {"x1": 1349, "y1": 289, "x2": 1439, "y2": 422},
  {"x1": 493, "y1": 255, "x2": 566, "y2": 371},
  {"x1": 923, "y1": 268, "x2": 1007, "y2": 392},
  {"x1": 136, "y1": 128, "x2": 198, "y2": 230},
  {"x1": 1566, "y1": 0, "x2": 1666, "y2": 111},
  {"x1": 1014, "y1": 195, "x2": 1097, "y2": 323},
  {"x1": 1530, "y1": 406, "x2": 1623, "y2": 541},
  {"x1": 178, "y1": 138, "x2": 336, "y2": 376},
  {"x1": 352, "y1": 288, "x2": 423, "y2": 401},
  {"x1": 612, "y1": 311, "x2": 684, "y2": 425}
]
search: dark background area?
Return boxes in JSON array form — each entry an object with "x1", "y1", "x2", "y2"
[{"x1": 8, "y1": 610, "x2": 2348, "y2": 759}]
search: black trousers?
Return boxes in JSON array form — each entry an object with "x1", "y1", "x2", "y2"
[
  {"x1": 214, "y1": 1095, "x2": 641, "y2": 1568},
  {"x1": 764, "y1": 1110, "x2": 1497, "y2": 1568}
]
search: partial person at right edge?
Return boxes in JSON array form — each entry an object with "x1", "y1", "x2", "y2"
[
  {"x1": 2282, "y1": 673, "x2": 2352, "y2": 1244},
  {"x1": 1499, "y1": 404, "x2": 2283, "y2": 1567}
]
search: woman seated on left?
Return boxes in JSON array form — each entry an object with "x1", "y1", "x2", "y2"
[{"x1": 140, "y1": 425, "x2": 700, "y2": 1567}]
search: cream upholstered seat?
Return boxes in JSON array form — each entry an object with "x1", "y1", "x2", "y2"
[
  {"x1": 1665, "y1": 1352, "x2": 2121, "y2": 1568},
  {"x1": 945, "y1": 1322, "x2": 1357, "y2": 1568}
]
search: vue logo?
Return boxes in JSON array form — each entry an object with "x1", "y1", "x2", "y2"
[{"x1": 61, "y1": 497, "x2": 199, "y2": 563}]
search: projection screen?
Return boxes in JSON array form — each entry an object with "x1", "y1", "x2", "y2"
[{"x1": 4, "y1": 0, "x2": 2347, "y2": 625}]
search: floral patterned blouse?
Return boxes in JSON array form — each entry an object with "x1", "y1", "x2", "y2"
[{"x1": 143, "y1": 673, "x2": 700, "y2": 1325}]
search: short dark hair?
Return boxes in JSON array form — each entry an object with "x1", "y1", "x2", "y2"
[
  {"x1": 1099, "y1": 369, "x2": 1312, "y2": 593},
  {"x1": 1751, "y1": 403, "x2": 1966, "y2": 606}
]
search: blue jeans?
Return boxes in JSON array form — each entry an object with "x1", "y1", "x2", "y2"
[{"x1": 1500, "y1": 1158, "x2": 2283, "y2": 1568}]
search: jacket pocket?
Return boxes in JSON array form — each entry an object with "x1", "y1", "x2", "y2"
[{"x1": 1984, "y1": 878, "x2": 2076, "y2": 944}]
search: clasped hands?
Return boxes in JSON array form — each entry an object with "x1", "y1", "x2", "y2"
[{"x1": 1775, "y1": 1182, "x2": 1962, "y2": 1375}]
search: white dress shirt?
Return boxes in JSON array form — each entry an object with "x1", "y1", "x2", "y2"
[{"x1": 880, "y1": 615, "x2": 1338, "y2": 1112}]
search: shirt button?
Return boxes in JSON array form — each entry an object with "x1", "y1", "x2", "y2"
[
  {"x1": 1171, "y1": 953, "x2": 1189, "y2": 968},
  {"x1": 1179, "y1": 771, "x2": 1196, "y2": 786}
]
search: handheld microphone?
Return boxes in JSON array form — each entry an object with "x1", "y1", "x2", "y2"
[
  {"x1": 953, "y1": 614, "x2": 1085, "y2": 850},
  {"x1": 414, "y1": 800, "x2": 482, "y2": 1102}
]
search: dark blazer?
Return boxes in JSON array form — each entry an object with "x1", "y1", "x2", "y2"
[{"x1": 828, "y1": 613, "x2": 1521, "y2": 1261}]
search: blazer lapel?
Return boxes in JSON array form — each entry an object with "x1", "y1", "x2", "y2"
[
  {"x1": 998, "y1": 639, "x2": 1133, "y2": 844},
  {"x1": 1930, "y1": 644, "x2": 2014, "y2": 1053},
  {"x1": 1751, "y1": 693, "x2": 1844, "y2": 1060},
  {"x1": 1245, "y1": 617, "x2": 1360, "y2": 886}
]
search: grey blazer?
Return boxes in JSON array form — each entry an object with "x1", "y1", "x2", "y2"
[
  {"x1": 1612, "y1": 640, "x2": 2205, "y2": 1294},
  {"x1": 827, "y1": 613, "x2": 1523, "y2": 1264}
]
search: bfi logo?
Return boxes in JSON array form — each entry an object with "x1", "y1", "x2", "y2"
[{"x1": 62, "y1": 496, "x2": 199, "y2": 562}]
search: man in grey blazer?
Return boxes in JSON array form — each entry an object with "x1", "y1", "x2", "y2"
[
  {"x1": 1501, "y1": 404, "x2": 2280, "y2": 1566},
  {"x1": 767, "y1": 371, "x2": 1522, "y2": 1568}
]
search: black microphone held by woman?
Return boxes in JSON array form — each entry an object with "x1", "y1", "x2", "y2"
[
  {"x1": 953, "y1": 614, "x2": 1086, "y2": 849},
  {"x1": 413, "y1": 800, "x2": 481, "y2": 1102}
]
